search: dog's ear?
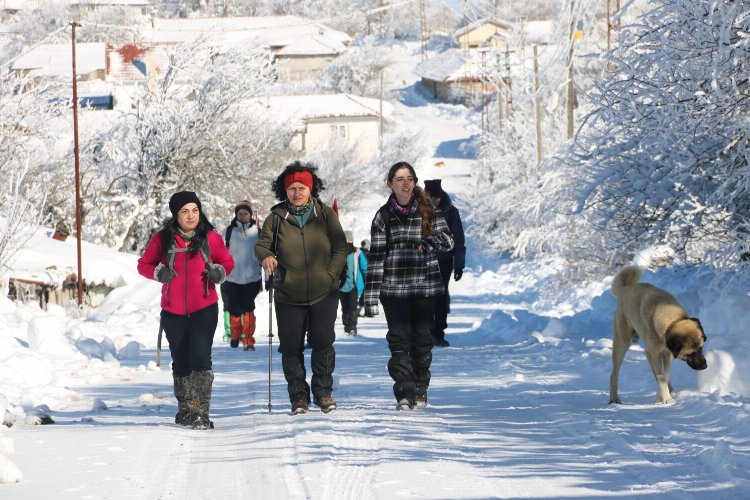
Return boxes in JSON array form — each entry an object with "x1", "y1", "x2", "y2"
[
  {"x1": 666, "y1": 334, "x2": 682, "y2": 359},
  {"x1": 689, "y1": 317, "x2": 707, "y2": 342}
]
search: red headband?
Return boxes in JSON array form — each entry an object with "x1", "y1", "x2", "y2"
[{"x1": 283, "y1": 171, "x2": 313, "y2": 191}]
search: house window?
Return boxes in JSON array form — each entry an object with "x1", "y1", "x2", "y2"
[{"x1": 330, "y1": 124, "x2": 347, "y2": 138}]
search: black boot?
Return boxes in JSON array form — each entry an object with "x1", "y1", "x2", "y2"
[
  {"x1": 190, "y1": 370, "x2": 214, "y2": 430},
  {"x1": 173, "y1": 374, "x2": 192, "y2": 426},
  {"x1": 282, "y1": 354, "x2": 310, "y2": 407},
  {"x1": 311, "y1": 346, "x2": 335, "y2": 403}
]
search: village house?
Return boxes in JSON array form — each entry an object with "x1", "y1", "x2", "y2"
[
  {"x1": 143, "y1": 16, "x2": 351, "y2": 81},
  {"x1": 415, "y1": 49, "x2": 499, "y2": 106},
  {"x1": 248, "y1": 94, "x2": 393, "y2": 163},
  {"x1": 1, "y1": 0, "x2": 149, "y2": 14},
  {"x1": 453, "y1": 17, "x2": 514, "y2": 51}
]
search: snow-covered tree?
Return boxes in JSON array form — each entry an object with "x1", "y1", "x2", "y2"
[
  {"x1": 81, "y1": 41, "x2": 288, "y2": 253},
  {"x1": 309, "y1": 128, "x2": 427, "y2": 212},
  {"x1": 0, "y1": 73, "x2": 66, "y2": 270},
  {"x1": 521, "y1": 0, "x2": 750, "y2": 275},
  {"x1": 318, "y1": 37, "x2": 392, "y2": 98}
]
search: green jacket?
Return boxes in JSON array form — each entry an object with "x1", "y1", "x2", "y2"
[{"x1": 255, "y1": 198, "x2": 348, "y2": 305}]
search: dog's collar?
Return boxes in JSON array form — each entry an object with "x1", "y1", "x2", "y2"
[{"x1": 664, "y1": 317, "x2": 689, "y2": 338}]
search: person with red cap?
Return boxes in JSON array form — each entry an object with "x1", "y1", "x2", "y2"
[
  {"x1": 138, "y1": 191, "x2": 234, "y2": 430},
  {"x1": 255, "y1": 161, "x2": 348, "y2": 415},
  {"x1": 223, "y1": 200, "x2": 263, "y2": 351}
]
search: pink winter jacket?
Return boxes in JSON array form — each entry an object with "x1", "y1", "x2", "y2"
[{"x1": 137, "y1": 230, "x2": 234, "y2": 316}]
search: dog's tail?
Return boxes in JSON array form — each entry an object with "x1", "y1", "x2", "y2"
[{"x1": 611, "y1": 266, "x2": 643, "y2": 297}]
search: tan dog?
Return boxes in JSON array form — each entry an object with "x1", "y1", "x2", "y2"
[{"x1": 609, "y1": 266, "x2": 707, "y2": 404}]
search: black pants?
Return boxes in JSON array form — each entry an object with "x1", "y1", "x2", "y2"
[
  {"x1": 275, "y1": 291, "x2": 339, "y2": 404},
  {"x1": 381, "y1": 296, "x2": 435, "y2": 402},
  {"x1": 339, "y1": 288, "x2": 358, "y2": 332},
  {"x1": 432, "y1": 259, "x2": 453, "y2": 341},
  {"x1": 161, "y1": 303, "x2": 218, "y2": 377},
  {"x1": 224, "y1": 280, "x2": 261, "y2": 316}
]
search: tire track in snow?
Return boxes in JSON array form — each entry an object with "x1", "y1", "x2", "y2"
[{"x1": 318, "y1": 433, "x2": 380, "y2": 500}]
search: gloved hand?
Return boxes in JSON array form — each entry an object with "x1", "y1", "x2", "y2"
[
  {"x1": 154, "y1": 263, "x2": 177, "y2": 284},
  {"x1": 419, "y1": 237, "x2": 436, "y2": 253},
  {"x1": 454, "y1": 269, "x2": 463, "y2": 281},
  {"x1": 204, "y1": 263, "x2": 226, "y2": 284},
  {"x1": 365, "y1": 304, "x2": 379, "y2": 317}
]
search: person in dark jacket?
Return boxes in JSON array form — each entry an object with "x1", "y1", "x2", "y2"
[
  {"x1": 364, "y1": 162, "x2": 454, "y2": 411},
  {"x1": 340, "y1": 230, "x2": 367, "y2": 336},
  {"x1": 224, "y1": 200, "x2": 263, "y2": 351},
  {"x1": 424, "y1": 179, "x2": 466, "y2": 347},
  {"x1": 357, "y1": 239, "x2": 371, "y2": 317},
  {"x1": 137, "y1": 191, "x2": 234, "y2": 430},
  {"x1": 255, "y1": 161, "x2": 348, "y2": 415}
]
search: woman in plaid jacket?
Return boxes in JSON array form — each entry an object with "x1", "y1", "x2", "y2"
[{"x1": 364, "y1": 162, "x2": 454, "y2": 410}]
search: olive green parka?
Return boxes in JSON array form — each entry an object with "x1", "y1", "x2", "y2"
[{"x1": 255, "y1": 198, "x2": 348, "y2": 305}]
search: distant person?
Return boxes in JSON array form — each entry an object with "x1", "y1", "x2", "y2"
[
  {"x1": 364, "y1": 162, "x2": 454, "y2": 411},
  {"x1": 424, "y1": 179, "x2": 465, "y2": 347},
  {"x1": 137, "y1": 191, "x2": 234, "y2": 430},
  {"x1": 255, "y1": 161, "x2": 348, "y2": 415},
  {"x1": 223, "y1": 200, "x2": 263, "y2": 351},
  {"x1": 340, "y1": 231, "x2": 367, "y2": 336},
  {"x1": 358, "y1": 239, "x2": 371, "y2": 317}
]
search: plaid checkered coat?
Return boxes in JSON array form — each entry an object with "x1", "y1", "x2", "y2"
[{"x1": 364, "y1": 196, "x2": 454, "y2": 310}]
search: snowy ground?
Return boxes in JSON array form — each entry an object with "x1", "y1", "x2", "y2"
[{"x1": 1, "y1": 42, "x2": 750, "y2": 498}]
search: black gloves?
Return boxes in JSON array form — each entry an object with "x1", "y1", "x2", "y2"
[
  {"x1": 365, "y1": 304, "x2": 379, "y2": 317},
  {"x1": 454, "y1": 269, "x2": 463, "y2": 281},
  {"x1": 204, "y1": 263, "x2": 226, "y2": 284},
  {"x1": 154, "y1": 263, "x2": 177, "y2": 284},
  {"x1": 419, "y1": 237, "x2": 436, "y2": 253}
]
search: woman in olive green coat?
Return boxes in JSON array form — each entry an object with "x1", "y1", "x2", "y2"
[{"x1": 255, "y1": 161, "x2": 348, "y2": 415}]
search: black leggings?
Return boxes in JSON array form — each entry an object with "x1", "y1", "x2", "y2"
[{"x1": 161, "y1": 303, "x2": 218, "y2": 376}]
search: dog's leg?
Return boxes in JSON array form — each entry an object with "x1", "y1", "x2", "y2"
[
  {"x1": 609, "y1": 315, "x2": 630, "y2": 404},
  {"x1": 646, "y1": 347, "x2": 674, "y2": 404}
]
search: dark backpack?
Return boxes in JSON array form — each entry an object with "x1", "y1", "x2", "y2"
[{"x1": 224, "y1": 225, "x2": 232, "y2": 248}]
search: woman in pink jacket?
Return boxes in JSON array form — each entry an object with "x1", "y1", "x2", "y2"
[{"x1": 138, "y1": 191, "x2": 234, "y2": 430}]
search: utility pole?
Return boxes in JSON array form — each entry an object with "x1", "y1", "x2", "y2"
[
  {"x1": 419, "y1": 0, "x2": 428, "y2": 61},
  {"x1": 379, "y1": 69, "x2": 384, "y2": 149},
  {"x1": 70, "y1": 21, "x2": 84, "y2": 306},
  {"x1": 533, "y1": 45, "x2": 542, "y2": 163},
  {"x1": 567, "y1": 0, "x2": 576, "y2": 140},
  {"x1": 496, "y1": 52, "x2": 504, "y2": 127}
]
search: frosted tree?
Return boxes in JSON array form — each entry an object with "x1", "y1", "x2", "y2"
[
  {"x1": 80, "y1": 40, "x2": 288, "y2": 252},
  {"x1": 528, "y1": 0, "x2": 750, "y2": 273},
  {"x1": 309, "y1": 128, "x2": 427, "y2": 214},
  {"x1": 318, "y1": 36, "x2": 392, "y2": 98},
  {"x1": 0, "y1": 73, "x2": 66, "y2": 271}
]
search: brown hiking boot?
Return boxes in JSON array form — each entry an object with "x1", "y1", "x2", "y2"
[
  {"x1": 314, "y1": 395, "x2": 337, "y2": 413},
  {"x1": 291, "y1": 400, "x2": 309, "y2": 415}
]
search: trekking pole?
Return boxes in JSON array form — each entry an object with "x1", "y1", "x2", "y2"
[
  {"x1": 267, "y1": 276, "x2": 274, "y2": 412},
  {"x1": 156, "y1": 319, "x2": 164, "y2": 367}
]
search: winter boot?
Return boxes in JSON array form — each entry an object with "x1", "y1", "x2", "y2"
[
  {"x1": 314, "y1": 395, "x2": 337, "y2": 413},
  {"x1": 229, "y1": 315, "x2": 243, "y2": 348},
  {"x1": 242, "y1": 311, "x2": 256, "y2": 351},
  {"x1": 396, "y1": 398, "x2": 414, "y2": 411},
  {"x1": 223, "y1": 310, "x2": 231, "y2": 343},
  {"x1": 173, "y1": 374, "x2": 193, "y2": 426},
  {"x1": 189, "y1": 370, "x2": 214, "y2": 430}
]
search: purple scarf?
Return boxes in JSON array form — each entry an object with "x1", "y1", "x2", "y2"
[{"x1": 390, "y1": 195, "x2": 413, "y2": 216}]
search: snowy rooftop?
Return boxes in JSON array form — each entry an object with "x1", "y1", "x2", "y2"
[
  {"x1": 275, "y1": 35, "x2": 346, "y2": 57},
  {"x1": 249, "y1": 94, "x2": 393, "y2": 127},
  {"x1": 453, "y1": 17, "x2": 515, "y2": 38},
  {"x1": 11, "y1": 43, "x2": 106, "y2": 78},
  {"x1": 143, "y1": 16, "x2": 351, "y2": 53}
]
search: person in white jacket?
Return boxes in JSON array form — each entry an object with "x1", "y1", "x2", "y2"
[{"x1": 223, "y1": 200, "x2": 263, "y2": 351}]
